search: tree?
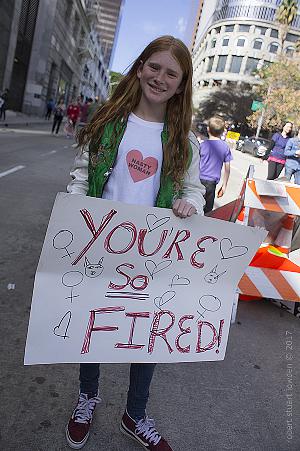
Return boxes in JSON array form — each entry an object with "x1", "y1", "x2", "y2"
[
  {"x1": 195, "y1": 84, "x2": 253, "y2": 132},
  {"x1": 247, "y1": 60, "x2": 300, "y2": 131},
  {"x1": 109, "y1": 71, "x2": 123, "y2": 95},
  {"x1": 276, "y1": 0, "x2": 298, "y2": 50}
]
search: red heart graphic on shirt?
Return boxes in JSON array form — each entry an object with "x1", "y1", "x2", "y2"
[{"x1": 126, "y1": 149, "x2": 158, "y2": 183}]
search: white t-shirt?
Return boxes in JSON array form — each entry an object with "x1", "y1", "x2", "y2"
[{"x1": 102, "y1": 113, "x2": 164, "y2": 206}]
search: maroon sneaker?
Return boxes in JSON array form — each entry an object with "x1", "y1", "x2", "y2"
[
  {"x1": 65, "y1": 392, "x2": 101, "y2": 449},
  {"x1": 120, "y1": 409, "x2": 173, "y2": 450}
]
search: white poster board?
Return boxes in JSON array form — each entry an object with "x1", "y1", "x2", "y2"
[{"x1": 24, "y1": 193, "x2": 266, "y2": 365}]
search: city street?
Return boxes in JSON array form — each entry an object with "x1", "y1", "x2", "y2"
[{"x1": 0, "y1": 124, "x2": 299, "y2": 451}]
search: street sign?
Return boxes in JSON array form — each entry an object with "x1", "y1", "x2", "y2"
[
  {"x1": 226, "y1": 131, "x2": 240, "y2": 141},
  {"x1": 251, "y1": 100, "x2": 263, "y2": 112}
]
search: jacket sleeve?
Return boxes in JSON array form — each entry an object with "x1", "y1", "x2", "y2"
[
  {"x1": 179, "y1": 131, "x2": 206, "y2": 215},
  {"x1": 66, "y1": 148, "x2": 89, "y2": 195},
  {"x1": 262, "y1": 135, "x2": 276, "y2": 160},
  {"x1": 284, "y1": 139, "x2": 295, "y2": 157}
]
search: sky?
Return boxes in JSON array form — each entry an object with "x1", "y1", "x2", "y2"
[{"x1": 110, "y1": 0, "x2": 198, "y2": 73}]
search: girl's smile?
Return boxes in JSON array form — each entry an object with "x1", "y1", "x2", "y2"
[{"x1": 137, "y1": 50, "x2": 183, "y2": 108}]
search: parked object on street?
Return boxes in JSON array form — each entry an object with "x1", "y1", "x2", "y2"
[{"x1": 238, "y1": 136, "x2": 272, "y2": 158}]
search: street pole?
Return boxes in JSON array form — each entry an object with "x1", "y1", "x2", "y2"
[{"x1": 255, "y1": 85, "x2": 271, "y2": 138}]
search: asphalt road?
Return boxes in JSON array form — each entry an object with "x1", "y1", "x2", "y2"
[{"x1": 0, "y1": 125, "x2": 299, "y2": 451}]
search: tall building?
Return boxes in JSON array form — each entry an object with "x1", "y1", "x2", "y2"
[
  {"x1": 0, "y1": 0, "x2": 123, "y2": 115},
  {"x1": 93, "y1": 0, "x2": 123, "y2": 67},
  {"x1": 191, "y1": 0, "x2": 300, "y2": 107}
]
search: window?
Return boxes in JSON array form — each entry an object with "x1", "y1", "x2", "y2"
[
  {"x1": 236, "y1": 36, "x2": 246, "y2": 47},
  {"x1": 211, "y1": 38, "x2": 217, "y2": 48},
  {"x1": 270, "y1": 29, "x2": 278, "y2": 38},
  {"x1": 255, "y1": 26, "x2": 267, "y2": 35},
  {"x1": 286, "y1": 33, "x2": 298, "y2": 43},
  {"x1": 253, "y1": 39, "x2": 263, "y2": 50},
  {"x1": 245, "y1": 57, "x2": 259, "y2": 75},
  {"x1": 239, "y1": 24, "x2": 250, "y2": 32},
  {"x1": 269, "y1": 42, "x2": 279, "y2": 54},
  {"x1": 225, "y1": 24, "x2": 234, "y2": 32},
  {"x1": 285, "y1": 46, "x2": 295, "y2": 56},
  {"x1": 222, "y1": 37, "x2": 229, "y2": 46},
  {"x1": 65, "y1": 0, "x2": 72, "y2": 22},
  {"x1": 216, "y1": 55, "x2": 227, "y2": 72},
  {"x1": 215, "y1": 26, "x2": 221, "y2": 34},
  {"x1": 206, "y1": 56, "x2": 214, "y2": 73},
  {"x1": 230, "y1": 56, "x2": 243, "y2": 73},
  {"x1": 73, "y1": 12, "x2": 80, "y2": 37},
  {"x1": 83, "y1": 64, "x2": 89, "y2": 79}
]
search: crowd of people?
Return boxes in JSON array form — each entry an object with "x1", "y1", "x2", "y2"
[
  {"x1": 262, "y1": 121, "x2": 300, "y2": 185},
  {"x1": 46, "y1": 95, "x2": 100, "y2": 137}
]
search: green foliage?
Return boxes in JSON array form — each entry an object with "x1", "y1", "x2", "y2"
[
  {"x1": 109, "y1": 71, "x2": 123, "y2": 95},
  {"x1": 247, "y1": 59, "x2": 300, "y2": 130},
  {"x1": 195, "y1": 84, "x2": 253, "y2": 126},
  {"x1": 276, "y1": 0, "x2": 298, "y2": 25}
]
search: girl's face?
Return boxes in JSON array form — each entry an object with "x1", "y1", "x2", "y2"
[
  {"x1": 137, "y1": 50, "x2": 183, "y2": 107},
  {"x1": 283, "y1": 122, "x2": 292, "y2": 134}
]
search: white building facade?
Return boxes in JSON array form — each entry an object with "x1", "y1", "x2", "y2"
[{"x1": 192, "y1": 0, "x2": 300, "y2": 108}]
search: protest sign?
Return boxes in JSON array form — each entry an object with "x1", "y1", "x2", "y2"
[{"x1": 24, "y1": 193, "x2": 266, "y2": 365}]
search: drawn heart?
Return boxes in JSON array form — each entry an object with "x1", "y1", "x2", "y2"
[
  {"x1": 170, "y1": 274, "x2": 190, "y2": 287},
  {"x1": 53, "y1": 311, "x2": 71, "y2": 339},
  {"x1": 146, "y1": 214, "x2": 171, "y2": 232},
  {"x1": 220, "y1": 238, "x2": 248, "y2": 260},
  {"x1": 145, "y1": 260, "x2": 172, "y2": 279},
  {"x1": 154, "y1": 291, "x2": 176, "y2": 310},
  {"x1": 126, "y1": 149, "x2": 158, "y2": 182}
]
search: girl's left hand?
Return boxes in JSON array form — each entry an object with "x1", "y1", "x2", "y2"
[{"x1": 172, "y1": 199, "x2": 196, "y2": 218}]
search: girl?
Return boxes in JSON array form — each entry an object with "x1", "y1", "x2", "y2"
[
  {"x1": 263, "y1": 122, "x2": 293, "y2": 180},
  {"x1": 65, "y1": 35, "x2": 205, "y2": 451}
]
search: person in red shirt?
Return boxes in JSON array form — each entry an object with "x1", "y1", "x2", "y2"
[{"x1": 67, "y1": 97, "x2": 82, "y2": 135}]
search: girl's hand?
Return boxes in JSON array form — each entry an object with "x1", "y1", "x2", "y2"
[
  {"x1": 172, "y1": 199, "x2": 196, "y2": 218},
  {"x1": 217, "y1": 186, "x2": 225, "y2": 198}
]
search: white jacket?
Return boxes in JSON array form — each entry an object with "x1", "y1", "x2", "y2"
[{"x1": 67, "y1": 131, "x2": 205, "y2": 214}]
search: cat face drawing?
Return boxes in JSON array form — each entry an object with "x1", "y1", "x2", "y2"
[
  {"x1": 204, "y1": 265, "x2": 226, "y2": 284},
  {"x1": 84, "y1": 256, "x2": 104, "y2": 278}
]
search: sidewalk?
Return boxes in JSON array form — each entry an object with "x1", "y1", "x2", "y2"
[{"x1": 0, "y1": 110, "x2": 51, "y2": 127}]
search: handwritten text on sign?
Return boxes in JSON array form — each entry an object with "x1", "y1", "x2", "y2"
[{"x1": 24, "y1": 193, "x2": 265, "y2": 364}]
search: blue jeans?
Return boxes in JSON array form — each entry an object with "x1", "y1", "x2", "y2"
[
  {"x1": 79, "y1": 363, "x2": 156, "y2": 421},
  {"x1": 285, "y1": 166, "x2": 300, "y2": 185}
]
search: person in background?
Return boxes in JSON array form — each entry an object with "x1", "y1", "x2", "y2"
[
  {"x1": 284, "y1": 126, "x2": 300, "y2": 184},
  {"x1": 51, "y1": 99, "x2": 65, "y2": 135},
  {"x1": 87, "y1": 96, "x2": 100, "y2": 123},
  {"x1": 263, "y1": 122, "x2": 293, "y2": 180},
  {"x1": 67, "y1": 97, "x2": 81, "y2": 135},
  {"x1": 45, "y1": 98, "x2": 55, "y2": 120},
  {"x1": 78, "y1": 97, "x2": 93, "y2": 126},
  {"x1": 199, "y1": 116, "x2": 233, "y2": 214},
  {"x1": 0, "y1": 88, "x2": 9, "y2": 121},
  {"x1": 196, "y1": 123, "x2": 208, "y2": 144}
]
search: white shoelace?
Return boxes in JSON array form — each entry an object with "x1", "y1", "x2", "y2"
[
  {"x1": 73, "y1": 393, "x2": 101, "y2": 424},
  {"x1": 135, "y1": 417, "x2": 161, "y2": 445}
]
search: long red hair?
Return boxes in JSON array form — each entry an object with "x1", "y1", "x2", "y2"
[{"x1": 78, "y1": 35, "x2": 193, "y2": 188}]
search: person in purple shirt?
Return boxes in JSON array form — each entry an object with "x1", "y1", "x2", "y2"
[
  {"x1": 199, "y1": 116, "x2": 233, "y2": 213},
  {"x1": 262, "y1": 122, "x2": 293, "y2": 180}
]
